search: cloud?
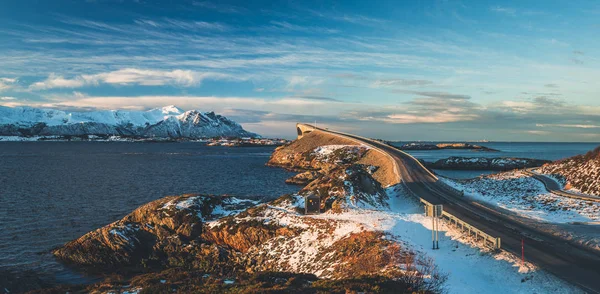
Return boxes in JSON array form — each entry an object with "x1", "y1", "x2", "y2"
[
  {"x1": 410, "y1": 91, "x2": 471, "y2": 100},
  {"x1": 286, "y1": 76, "x2": 325, "y2": 88},
  {"x1": 345, "y1": 91, "x2": 480, "y2": 124},
  {"x1": 333, "y1": 73, "x2": 368, "y2": 80},
  {"x1": 490, "y1": 6, "x2": 516, "y2": 16},
  {"x1": 268, "y1": 21, "x2": 339, "y2": 34},
  {"x1": 0, "y1": 78, "x2": 17, "y2": 91},
  {"x1": 0, "y1": 96, "x2": 16, "y2": 100},
  {"x1": 536, "y1": 123, "x2": 600, "y2": 129},
  {"x1": 544, "y1": 83, "x2": 559, "y2": 88},
  {"x1": 29, "y1": 69, "x2": 232, "y2": 90},
  {"x1": 372, "y1": 79, "x2": 433, "y2": 87},
  {"x1": 291, "y1": 95, "x2": 342, "y2": 102},
  {"x1": 192, "y1": 1, "x2": 246, "y2": 14}
]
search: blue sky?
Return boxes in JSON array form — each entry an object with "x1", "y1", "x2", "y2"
[{"x1": 0, "y1": 0, "x2": 599, "y2": 141}]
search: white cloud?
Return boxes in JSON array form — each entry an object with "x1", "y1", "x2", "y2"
[
  {"x1": 536, "y1": 123, "x2": 600, "y2": 129},
  {"x1": 490, "y1": 6, "x2": 516, "y2": 16},
  {"x1": 29, "y1": 73, "x2": 86, "y2": 90},
  {"x1": 0, "y1": 96, "x2": 16, "y2": 100},
  {"x1": 0, "y1": 78, "x2": 17, "y2": 91},
  {"x1": 29, "y1": 69, "x2": 232, "y2": 90},
  {"x1": 6, "y1": 95, "x2": 343, "y2": 113},
  {"x1": 383, "y1": 112, "x2": 478, "y2": 124},
  {"x1": 286, "y1": 76, "x2": 325, "y2": 88}
]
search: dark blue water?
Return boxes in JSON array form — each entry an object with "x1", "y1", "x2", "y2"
[
  {"x1": 0, "y1": 142, "x2": 298, "y2": 285},
  {"x1": 391, "y1": 142, "x2": 599, "y2": 179}
]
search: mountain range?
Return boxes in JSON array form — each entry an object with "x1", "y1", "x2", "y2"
[{"x1": 0, "y1": 105, "x2": 258, "y2": 138}]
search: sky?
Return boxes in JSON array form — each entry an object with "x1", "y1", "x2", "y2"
[{"x1": 0, "y1": 0, "x2": 599, "y2": 141}]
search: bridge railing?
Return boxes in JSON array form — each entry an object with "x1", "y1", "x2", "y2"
[{"x1": 420, "y1": 198, "x2": 501, "y2": 250}]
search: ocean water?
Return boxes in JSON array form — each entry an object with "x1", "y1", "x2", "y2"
[
  {"x1": 390, "y1": 142, "x2": 599, "y2": 179},
  {"x1": 0, "y1": 142, "x2": 299, "y2": 285}
]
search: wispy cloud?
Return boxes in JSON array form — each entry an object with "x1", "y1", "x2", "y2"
[
  {"x1": 0, "y1": 78, "x2": 18, "y2": 92},
  {"x1": 191, "y1": 1, "x2": 246, "y2": 14},
  {"x1": 490, "y1": 6, "x2": 516, "y2": 16},
  {"x1": 536, "y1": 123, "x2": 600, "y2": 129},
  {"x1": 372, "y1": 78, "x2": 433, "y2": 87},
  {"x1": 29, "y1": 69, "x2": 233, "y2": 90}
]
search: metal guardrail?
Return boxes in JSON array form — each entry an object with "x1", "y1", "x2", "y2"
[{"x1": 420, "y1": 198, "x2": 501, "y2": 249}]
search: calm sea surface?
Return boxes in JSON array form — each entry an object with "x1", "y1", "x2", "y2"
[
  {"x1": 391, "y1": 142, "x2": 599, "y2": 179},
  {"x1": 0, "y1": 142, "x2": 299, "y2": 285}
]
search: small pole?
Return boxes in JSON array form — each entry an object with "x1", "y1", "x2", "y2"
[
  {"x1": 521, "y1": 238, "x2": 525, "y2": 266},
  {"x1": 432, "y1": 212, "x2": 435, "y2": 250},
  {"x1": 435, "y1": 214, "x2": 439, "y2": 249}
]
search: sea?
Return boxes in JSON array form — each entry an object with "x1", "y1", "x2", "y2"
[
  {"x1": 0, "y1": 142, "x2": 299, "y2": 285},
  {"x1": 390, "y1": 141, "x2": 599, "y2": 179},
  {"x1": 0, "y1": 141, "x2": 598, "y2": 286}
]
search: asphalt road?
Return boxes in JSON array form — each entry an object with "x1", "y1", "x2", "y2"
[
  {"x1": 523, "y1": 169, "x2": 600, "y2": 202},
  {"x1": 315, "y1": 127, "x2": 600, "y2": 293}
]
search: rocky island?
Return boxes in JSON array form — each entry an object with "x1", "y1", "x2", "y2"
[
  {"x1": 40, "y1": 129, "x2": 445, "y2": 293},
  {"x1": 424, "y1": 157, "x2": 551, "y2": 171},
  {"x1": 396, "y1": 142, "x2": 499, "y2": 152}
]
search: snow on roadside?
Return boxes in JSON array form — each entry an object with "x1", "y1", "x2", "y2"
[
  {"x1": 232, "y1": 187, "x2": 580, "y2": 293},
  {"x1": 439, "y1": 171, "x2": 600, "y2": 223},
  {"x1": 310, "y1": 186, "x2": 581, "y2": 293}
]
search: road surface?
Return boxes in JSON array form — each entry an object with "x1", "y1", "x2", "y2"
[
  {"x1": 309, "y1": 125, "x2": 600, "y2": 293},
  {"x1": 523, "y1": 169, "x2": 600, "y2": 202}
]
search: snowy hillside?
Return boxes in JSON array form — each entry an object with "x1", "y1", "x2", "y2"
[
  {"x1": 539, "y1": 146, "x2": 600, "y2": 196},
  {"x1": 0, "y1": 105, "x2": 258, "y2": 138}
]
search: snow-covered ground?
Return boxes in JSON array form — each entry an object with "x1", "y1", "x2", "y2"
[
  {"x1": 440, "y1": 171, "x2": 600, "y2": 223},
  {"x1": 323, "y1": 186, "x2": 579, "y2": 293},
  {"x1": 227, "y1": 185, "x2": 580, "y2": 293}
]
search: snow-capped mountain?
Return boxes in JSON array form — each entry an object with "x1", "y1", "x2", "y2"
[{"x1": 0, "y1": 105, "x2": 259, "y2": 138}]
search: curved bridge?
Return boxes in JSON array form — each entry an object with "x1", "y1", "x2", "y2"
[
  {"x1": 294, "y1": 122, "x2": 600, "y2": 293},
  {"x1": 296, "y1": 123, "x2": 315, "y2": 139}
]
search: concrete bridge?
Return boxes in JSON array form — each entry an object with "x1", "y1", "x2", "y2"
[{"x1": 296, "y1": 123, "x2": 316, "y2": 139}]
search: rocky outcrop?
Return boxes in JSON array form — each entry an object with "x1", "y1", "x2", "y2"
[
  {"x1": 397, "y1": 142, "x2": 499, "y2": 152},
  {"x1": 300, "y1": 164, "x2": 388, "y2": 212},
  {"x1": 285, "y1": 170, "x2": 321, "y2": 185},
  {"x1": 0, "y1": 105, "x2": 258, "y2": 138},
  {"x1": 52, "y1": 194, "x2": 258, "y2": 272},
  {"x1": 269, "y1": 130, "x2": 398, "y2": 187},
  {"x1": 539, "y1": 146, "x2": 600, "y2": 195},
  {"x1": 425, "y1": 157, "x2": 550, "y2": 171}
]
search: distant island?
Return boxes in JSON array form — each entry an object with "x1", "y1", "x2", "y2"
[
  {"x1": 423, "y1": 156, "x2": 551, "y2": 171},
  {"x1": 394, "y1": 142, "x2": 499, "y2": 152},
  {"x1": 0, "y1": 105, "x2": 258, "y2": 139}
]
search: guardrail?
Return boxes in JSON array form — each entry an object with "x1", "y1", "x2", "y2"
[{"x1": 420, "y1": 198, "x2": 501, "y2": 250}]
